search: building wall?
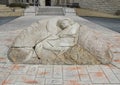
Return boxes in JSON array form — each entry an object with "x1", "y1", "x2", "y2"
[
  {"x1": 2, "y1": 0, "x2": 120, "y2": 14},
  {"x1": 74, "y1": 0, "x2": 120, "y2": 14},
  {"x1": 0, "y1": 0, "x2": 8, "y2": 4},
  {"x1": 8, "y1": 0, "x2": 15, "y2": 4},
  {"x1": 52, "y1": 0, "x2": 120, "y2": 14}
]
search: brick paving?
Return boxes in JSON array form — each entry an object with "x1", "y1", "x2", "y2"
[
  {"x1": 0, "y1": 64, "x2": 120, "y2": 85},
  {"x1": 0, "y1": 16, "x2": 120, "y2": 85}
]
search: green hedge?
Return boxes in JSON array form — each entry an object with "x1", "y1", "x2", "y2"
[{"x1": 8, "y1": 3, "x2": 29, "y2": 8}]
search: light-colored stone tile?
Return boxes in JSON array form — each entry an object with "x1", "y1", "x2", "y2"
[
  {"x1": 111, "y1": 51, "x2": 120, "y2": 68},
  {"x1": 46, "y1": 79, "x2": 63, "y2": 85},
  {"x1": 6, "y1": 75, "x2": 19, "y2": 84},
  {"x1": 36, "y1": 67, "x2": 45, "y2": 78},
  {"x1": 115, "y1": 74, "x2": 120, "y2": 81},
  {"x1": 0, "y1": 63, "x2": 120, "y2": 85},
  {"x1": 100, "y1": 65, "x2": 115, "y2": 69},
  {"x1": 87, "y1": 65, "x2": 102, "y2": 72},
  {"x1": 0, "y1": 57, "x2": 7, "y2": 63},
  {"x1": 27, "y1": 65, "x2": 38, "y2": 75},
  {"x1": 112, "y1": 68, "x2": 120, "y2": 74},
  {"x1": 53, "y1": 65, "x2": 62, "y2": 78},
  {"x1": 2, "y1": 64, "x2": 13, "y2": 72},
  {"x1": 0, "y1": 79, "x2": 13, "y2": 85},
  {"x1": 15, "y1": 82, "x2": 36, "y2": 85},
  {"x1": 11, "y1": 64, "x2": 29, "y2": 74},
  {"x1": 0, "y1": 79, "x2": 3, "y2": 85},
  {"x1": 34, "y1": 78, "x2": 45, "y2": 85},
  {"x1": 93, "y1": 84, "x2": 104, "y2": 85},
  {"x1": 0, "y1": 64, "x2": 6, "y2": 72},
  {"x1": 45, "y1": 66, "x2": 53, "y2": 78},
  {"x1": 0, "y1": 72, "x2": 10, "y2": 80},
  {"x1": 16, "y1": 75, "x2": 35, "y2": 82},
  {"x1": 0, "y1": 63, "x2": 5, "y2": 67},
  {"x1": 89, "y1": 72, "x2": 109, "y2": 83},
  {"x1": 77, "y1": 65, "x2": 91, "y2": 82},
  {"x1": 64, "y1": 80, "x2": 92, "y2": 85},
  {"x1": 79, "y1": 74, "x2": 91, "y2": 82},
  {"x1": 112, "y1": 63, "x2": 120, "y2": 69},
  {"x1": 111, "y1": 53, "x2": 120, "y2": 60},
  {"x1": 0, "y1": 45, "x2": 9, "y2": 57},
  {"x1": 102, "y1": 68, "x2": 120, "y2": 83},
  {"x1": 63, "y1": 65, "x2": 79, "y2": 80},
  {"x1": 77, "y1": 65, "x2": 88, "y2": 74},
  {"x1": 103, "y1": 84, "x2": 120, "y2": 85},
  {"x1": 45, "y1": 65, "x2": 53, "y2": 68}
]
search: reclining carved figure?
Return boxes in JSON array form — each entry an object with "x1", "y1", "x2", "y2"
[
  {"x1": 8, "y1": 17, "x2": 80, "y2": 64},
  {"x1": 8, "y1": 17, "x2": 120, "y2": 66}
]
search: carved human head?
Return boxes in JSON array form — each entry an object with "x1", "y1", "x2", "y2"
[{"x1": 57, "y1": 18, "x2": 74, "y2": 30}]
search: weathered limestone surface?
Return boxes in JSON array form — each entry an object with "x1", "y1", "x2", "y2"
[
  {"x1": 8, "y1": 48, "x2": 40, "y2": 64},
  {"x1": 78, "y1": 25, "x2": 120, "y2": 67},
  {"x1": 13, "y1": 19, "x2": 54, "y2": 47},
  {"x1": 78, "y1": 26, "x2": 111, "y2": 64},
  {"x1": 63, "y1": 44, "x2": 101, "y2": 65},
  {"x1": 8, "y1": 17, "x2": 120, "y2": 67}
]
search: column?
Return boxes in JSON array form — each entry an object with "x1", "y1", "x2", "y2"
[
  {"x1": 29, "y1": 0, "x2": 33, "y2": 4},
  {"x1": 39, "y1": 0, "x2": 45, "y2": 6}
]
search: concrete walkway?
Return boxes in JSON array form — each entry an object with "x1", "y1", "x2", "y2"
[
  {"x1": 0, "y1": 17, "x2": 18, "y2": 25},
  {"x1": 82, "y1": 17, "x2": 120, "y2": 33},
  {"x1": 0, "y1": 3, "x2": 120, "y2": 83}
]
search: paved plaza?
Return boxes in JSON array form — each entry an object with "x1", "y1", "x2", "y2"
[
  {"x1": 0, "y1": 15, "x2": 120, "y2": 85},
  {"x1": 0, "y1": 5, "x2": 120, "y2": 84},
  {"x1": 0, "y1": 64, "x2": 120, "y2": 85}
]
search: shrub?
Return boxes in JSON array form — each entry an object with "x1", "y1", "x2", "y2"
[
  {"x1": 69, "y1": 3, "x2": 80, "y2": 8},
  {"x1": 66, "y1": 3, "x2": 80, "y2": 8},
  {"x1": 115, "y1": 10, "x2": 120, "y2": 15},
  {"x1": 8, "y1": 3, "x2": 29, "y2": 8}
]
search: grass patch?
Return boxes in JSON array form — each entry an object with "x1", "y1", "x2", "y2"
[
  {"x1": 8, "y1": 3, "x2": 29, "y2": 8},
  {"x1": 76, "y1": 8, "x2": 120, "y2": 19}
]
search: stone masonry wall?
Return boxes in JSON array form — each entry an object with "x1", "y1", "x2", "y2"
[
  {"x1": 74, "y1": 0, "x2": 120, "y2": 14},
  {"x1": 0, "y1": 0, "x2": 8, "y2": 4},
  {"x1": 1, "y1": 0, "x2": 120, "y2": 14}
]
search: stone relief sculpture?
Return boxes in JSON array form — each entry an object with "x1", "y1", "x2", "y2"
[
  {"x1": 8, "y1": 17, "x2": 82, "y2": 64},
  {"x1": 8, "y1": 17, "x2": 120, "y2": 66},
  {"x1": 35, "y1": 18, "x2": 80, "y2": 64}
]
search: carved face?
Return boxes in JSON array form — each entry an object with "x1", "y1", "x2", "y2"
[{"x1": 60, "y1": 19, "x2": 70, "y2": 29}]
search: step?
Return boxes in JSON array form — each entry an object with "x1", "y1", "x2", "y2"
[
  {"x1": 0, "y1": 5, "x2": 6, "y2": 7},
  {"x1": 65, "y1": 8, "x2": 76, "y2": 16},
  {"x1": 0, "y1": 5, "x2": 12, "y2": 11},
  {"x1": 37, "y1": 6, "x2": 65, "y2": 15}
]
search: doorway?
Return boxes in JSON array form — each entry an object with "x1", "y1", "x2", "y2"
[
  {"x1": 26, "y1": 0, "x2": 29, "y2": 3},
  {"x1": 45, "y1": 0, "x2": 51, "y2": 6}
]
